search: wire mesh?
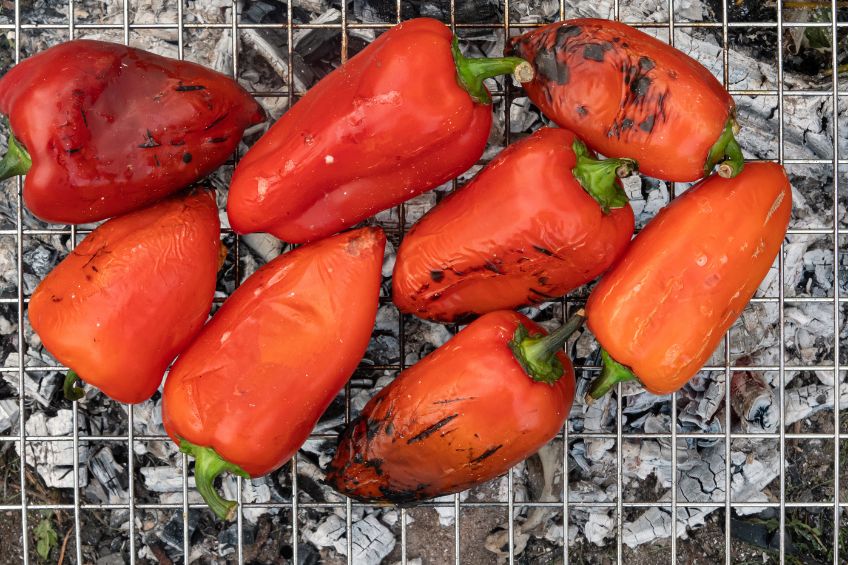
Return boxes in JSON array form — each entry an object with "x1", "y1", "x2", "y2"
[{"x1": 0, "y1": 0, "x2": 845, "y2": 563}]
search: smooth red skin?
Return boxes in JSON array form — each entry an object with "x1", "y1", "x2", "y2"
[
  {"x1": 0, "y1": 40, "x2": 265, "y2": 224},
  {"x1": 393, "y1": 127, "x2": 634, "y2": 323},
  {"x1": 507, "y1": 19, "x2": 734, "y2": 182},
  {"x1": 326, "y1": 310, "x2": 575, "y2": 503},
  {"x1": 28, "y1": 191, "x2": 220, "y2": 404},
  {"x1": 586, "y1": 163, "x2": 792, "y2": 394},
  {"x1": 227, "y1": 18, "x2": 493, "y2": 244},
  {"x1": 162, "y1": 227, "x2": 385, "y2": 477}
]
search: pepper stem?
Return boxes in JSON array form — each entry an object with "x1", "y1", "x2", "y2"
[
  {"x1": 571, "y1": 140, "x2": 636, "y2": 214},
  {"x1": 585, "y1": 350, "x2": 637, "y2": 402},
  {"x1": 705, "y1": 117, "x2": 744, "y2": 179},
  {"x1": 179, "y1": 438, "x2": 249, "y2": 521},
  {"x1": 0, "y1": 132, "x2": 31, "y2": 182},
  {"x1": 452, "y1": 37, "x2": 534, "y2": 105},
  {"x1": 509, "y1": 309, "x2": 586, "y2": 385},
  {"x1": 63, "y1": 370, "x2": 84, "y2": 401}
]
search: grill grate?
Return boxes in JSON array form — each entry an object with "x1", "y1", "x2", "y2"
[{"x1": 0, "y1": 0, "x2": 845, "y2": 563}]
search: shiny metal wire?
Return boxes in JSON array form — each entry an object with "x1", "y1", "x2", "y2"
[{"x1": 1, "y1": 0, "x2": 844, "y2": 563}]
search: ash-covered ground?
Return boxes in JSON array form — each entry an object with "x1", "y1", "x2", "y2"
[{"x1": 0, "y1": 0, "x2": 846, "y2": 563}]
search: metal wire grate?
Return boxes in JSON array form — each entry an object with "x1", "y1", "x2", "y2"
[{"x1": 0, "y1": 0, "x2": 844, "y2": 563}]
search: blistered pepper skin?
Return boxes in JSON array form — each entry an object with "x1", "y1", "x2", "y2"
[
  {"x1": 586, "y1": 163, "x2": 792, "y2": 395},
  {"x1": 393, "y1": 128, "x2": 634, "y2": 323},
  {"x1": 326, "y1": 310, "x2": 575, "y2": 504},
  {"x1": 507, "y1": 19, "x2": 736, "y2": 182},
  {"x1": 28, "y1": 190, "x2": 220, "y2": 404},
  {"x1": 227, "y1": 18, "x2": 501, "y2": 244},
  {"x1": 162, "y1": 228, "x2": 385, "y2": 478},
  {"x1": 0, "y1": 40, "x2": 265, "y2": 224}
]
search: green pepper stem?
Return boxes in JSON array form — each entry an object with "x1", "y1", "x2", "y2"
[
  {"x1": 571, "y1": 140, "x2": 636, "y2": 213},
  {"x1": 0, "y1": 132, "x2": 32, "y2": 182},
  {"x1": 63, "y1": 370, "x2": 85, "y2": 402},
  {"x1": 705, "y1": 117, "x2": 744, "y2": 179},
  {"x1": 179, "y1": 438, "x2": 249, "y2": 521},
  {"x1": 585, "y1": 350, "x2": 637, "y2": 402},
  {"x1": 452, "y1": 37, "x2": 534, "y2": 105},
  {"x1": 509, "y1": 309, "x2": 586, "y2": 385}
]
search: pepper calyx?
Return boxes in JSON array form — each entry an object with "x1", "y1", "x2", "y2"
[
  {"x1": 0, "y1": 131, "x2": 32, "y2": 182},
  {"x1": 452, "y1": 37, "x2": 535, "y2": 105},
  {"x1": 571, "y1": 140, "x2": 635, "y2": 214},
  {"x1": 509, "y1": 309, "x2": 586, "y2": 385},
  {"x1": 585, "y1": 350, "x2": 637, "y2": 402},
  {"x1": 179, "y1": 438, "x2": 250, "y2": 521},
  {"x1": 705, "y1": 117, "x2": 744, "y2": 179},
  {"x1": 63, "y1": 370, "x2": 85, "y2": 402}
]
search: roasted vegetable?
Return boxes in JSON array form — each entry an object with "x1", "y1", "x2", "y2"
[
  {"x1": 28, "y1": 190, "x2": 220, "y2": 404},
  {"x1": 507, "y1": 19, "x2": 741, "y2": 181},
  {"x1": 162, "y1": 228, "x2": 385, "y2": 520},
  {"x1": 227, "y1": 17, "x2": 534, "y2": 244},
  {"x1": 585, "y1": 163, "x2": 791, "y2": 397},
  {"x1": 0, "y1": 40, "x2": 265, "y2": 224},
  {"x1": 393, "y1": 127, "x2": 635, "y2": 323},
  {"x1": 326, "y1": 309, "x2": 582, "y2": 503}
]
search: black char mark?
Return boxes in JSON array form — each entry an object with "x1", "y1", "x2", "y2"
[
  {"x1": 534, "y1": 49, "x2": 569, "y2": 85},
  {"x1": 640, "y1": 115, "x2": 655, "y2": 132},
  {"x1": 631, "y1": 76, "x2": 651, "y2": 98},
  {"x1": 205, "y1": 112, "x2": 228, "y2": 130},
  {"x1": 364, "y1": 459, "x2": 384, "y2": 476},
  {"x1": 175, "y1": 84, "x2": 206, "y2": 92},
  {"x1": 208, "y1": 136, "x2": 228, "y2": 144},
  {"x1": 576, "y1": 105, "x2": 588, "y2": 117},
  {"x1": 533, "y1": 245, "x2": 553, "y2": 256},
  {"x1": 470, "y1": 444, "x2": 503, "y2": 464},
  {"x1": 621, "y1": 118, "x2": 634, "y2": 130},
  {"x1": 430, "y1": 270, "x2": 444, "y2": 282},
  {"x1": 407, "y1": 414, "x2": 459, "y2": 445},
  {"x1": 433, "y1": 397, "x2": 475, "y2": 405},
  {"x1": 555, "y1": 24, "x2": 582, "y2": 50},
  {"x1": 583, "y1": 43, "x2": 607, "y2": 62},
  {"x1": 138, "y1": 129, "x2": 160, "y2": 149},
  {"x1": 484, "y1": 261, "x2": 503, "y2": 274},
  {"x1": 638, "y1": 56, "x2": 655, "y2": 71},
  {"x1": 182, "y1": 152, "x2": 193, "y2": 164}
]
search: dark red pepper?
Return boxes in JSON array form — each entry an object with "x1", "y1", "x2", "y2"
[
  {"x1": 0, "y1": 40, "x2": 265, "y2": 224},
  {"x1": 393, "y1": 127, "x2": 635, "y2": 323},
  {"x1": 227, "y1": 17, "x2": 535, "y2": 244},
  {"x1": 507, "y1": 19, "x2": 741, "y2": 181}
]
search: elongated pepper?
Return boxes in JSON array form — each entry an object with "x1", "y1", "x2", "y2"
[
  {"x1": 585, "y1": 163, "x2": 791, "y2": 397},
  {"x1": 227, "y1": 17, "x2": 534, "y2": 244}
]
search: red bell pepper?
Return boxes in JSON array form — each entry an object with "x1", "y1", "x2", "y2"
[
  {"x1": 162, "y1": 227, "x2": 385, "y2": 520},
  {"x1": 393, "y1": 127, "x2": 635, "y2": 323},
  {"x1": 507, "y1": 19, "x2": 741, "y2": 182},
  {"x1": 0, "y1": 40, "x2": 265, "y2": 224},
  {"x1": 28, "y1": 190, "x2": 221, "y2": 404},
  {"x1": 326, "y1": 309, "x2": 582, "y2": 503},
  {"x1": 585, "y1": 163, "x2": 791, "y2": 397},
  {"x1": 226, "y1": 17, "x2": 535, "y2": 244}
]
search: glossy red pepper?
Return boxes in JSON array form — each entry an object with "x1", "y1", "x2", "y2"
[
  {"x1": 393, "y1": 127, "x2": 635, "y2": 323},
  {"x1": 0, "y1": 40, "x2": 265, "y2": 224},
  {"x1": 585, "y1": 163, "x2": 791, "y2": 397},
  {"x1": 226, "y1": 17, "x2": 535, "y2": 244},
  {"x1": 326, "y1": 309, "x2": 582, "y2": 503},
  {"x1": 507, "y1": 19, "x2": 742, "y2": 182},
  {"x1": 162, "y1": 227, "x2": 385, "y2": 520},
  {"x1": 28, "y1": 190, "x2": 220, "y2": 404}
]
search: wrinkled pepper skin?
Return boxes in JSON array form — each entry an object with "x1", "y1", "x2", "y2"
[
  {"x1": 586, "y1": 163, "x2": 792, "y2": 396},
  {"x1": 162, "y1": 227, "x2": 385, "y2": 520},
  {"x1": 227, "y1": 18, "x2": 533, "y2": 244},
  {"x1": 507, "y1": 19, "x2": 741, "y2": 181},
  {"x1": 28, "y1": 190, "x2": 220, "y2": 404},
  {"x1": 0, "y1": 40, "x2": 265, "y2": 224},
  {"x1": 326, "y1": 310, "x2": 578, "y2": 504},
  {"x1": 393, "y1": 127, "x2": 635, "y2": 323}
]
